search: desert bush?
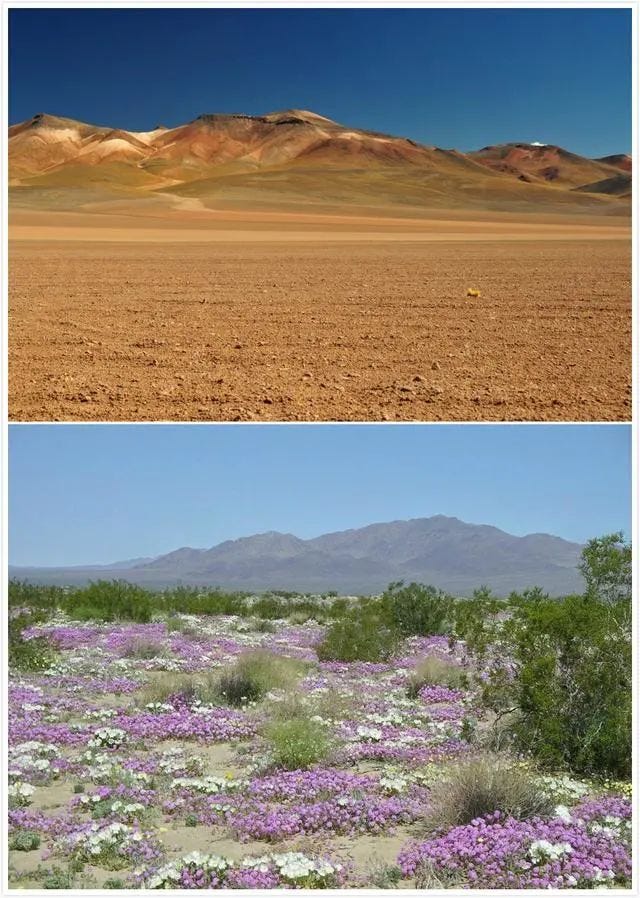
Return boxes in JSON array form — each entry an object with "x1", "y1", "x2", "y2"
[
  {"x1": 215, "y1": 650, "x2": 307, "y2": 707},
  {"x1": 452, "y1": 591, "x2": 508, "y2": 661},
  {"x1": 327, "y1": 597, "x2": 350, "y2": 618},
  {"x1": 161, "y1": 587, "x2": 250, "y2": 617},
  {"x1": 251, "y1": 618, "x2": 277, "y2": 633},
  {"x1": 480, "y1": 590, "x2": 631, "y2": 778},
  {"x1": 8, "y1": 613, "x2": 58, "y2": 672},
  {"x1": 381, "y1": 582, "x2": 453, "y2": 637},
  {"x1": 316, "y1": 609, "x2": 399, "y2": 662},
  {"x1": 287, "y1": 610, "x2": 312, "y2": 625},
  {"x1": 9, "y1": 831, "x2": 41, "y2": 851},
  {"x1": 407, "y1": 655, "x2": 467, "y2": 697},
  {"x1": 266, "y1": 716, "x2": 333, "y2": 770},
  {"x1": 42, "y1": 868, "x2": 74, "y2": 889},
  {"x1": 8, "y1": 580, "x2": 64, "y2": 612},
  {"x1": 426, "y1": 757, "x2": 555, "y2": 832},
  {"x1": 369, "y1": 865, "x2": 403, "y2": 889},
  {"x1": 252, "y1": 595, "x2": 287, "y2": 620},
  {"x1": 165, "y1": 615, "x2": 198, "y2": 636},
  {"x1": 63, "y1": 580, "x2": 152, "y2": 623},
  {"x1": 578, "y1": 532, "x2": 631, "y2": 604}
]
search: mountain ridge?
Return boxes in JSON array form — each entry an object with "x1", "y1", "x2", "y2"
[
  {"x1": 9, "y1": 109, "x2": 631, "y2": 214},
  {"x1": 10, "y1": 515, "x2": 585, "y2": 596}
]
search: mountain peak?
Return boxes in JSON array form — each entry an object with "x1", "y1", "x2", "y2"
[{"x1": 10, "y1": 516, "x2": 585, "y2": 597}]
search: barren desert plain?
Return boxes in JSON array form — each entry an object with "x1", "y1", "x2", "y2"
[{"x1": 8, "y1": 110, "x2": 632, "y2": 421}]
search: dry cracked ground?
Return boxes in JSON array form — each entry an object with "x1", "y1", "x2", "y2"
[{"x1": 9, "y1": 209, "x2": 631, "y2": 422}]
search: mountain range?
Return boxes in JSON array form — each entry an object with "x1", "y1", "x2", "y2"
[
  {"x1": 9, "y1": 109, "x2": 631, "y2": 214},
  {"x1": 10, "y1": 515, "x2": 585, "y2": 596}
]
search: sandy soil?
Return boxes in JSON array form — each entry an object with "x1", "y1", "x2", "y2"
[{"x1": 9, "y1": 209, "x2": 630, "y2": 421}]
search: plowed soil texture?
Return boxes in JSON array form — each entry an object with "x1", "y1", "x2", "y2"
[{"x1": 9, "y1": 209, "x2": 630, "y2": 421}]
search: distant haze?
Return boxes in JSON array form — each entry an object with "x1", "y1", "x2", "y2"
[{"x1": 10, "y1": 515, "x2": 585, "y2": 597}]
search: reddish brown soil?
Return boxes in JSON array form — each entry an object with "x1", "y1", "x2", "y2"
[{"x1": 9, "y1": 215, "x2": 630, "y2": 422}]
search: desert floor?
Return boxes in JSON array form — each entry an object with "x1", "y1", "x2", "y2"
[{"x1": 9, "y1": 207, "x2": 631, "y2": 421}]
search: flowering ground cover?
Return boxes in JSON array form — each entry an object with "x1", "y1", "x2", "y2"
[{"x1": 8, "y1": 612, "x2": 632, "y2": 889}]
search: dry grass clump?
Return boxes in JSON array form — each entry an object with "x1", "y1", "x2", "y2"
[
  {"x1": 121, "y1": 637, "x2": 170, "y2": 660},
  {"x1": 214, "y1": 650, "x2": 309, "y2": 708},
  {"x1": 137, "y1": 673, "x2": 198, "y2": 707},
  {"x1": 415, "y1": 860, "x2": 466, "y2": 889},
  {"x1": 426, "y1": 756, "x2": 555, "y2": 832},
  {"x1": 407, "y1": 655, "x2": 467, "y2": 696},
  {"x1": 164, "y1": 616, "x2": 206, "y2": 640}
]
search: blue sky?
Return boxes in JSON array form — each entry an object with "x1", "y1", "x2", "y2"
[
  {"x1": 9, "y1": 8, "x2": 631, "y2": 157},
  {"x1": 9, "y1": 424, "x2": 630, "y2": 567}
]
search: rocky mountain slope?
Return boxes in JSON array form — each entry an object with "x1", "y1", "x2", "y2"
[{"x1": 8, "y1": 110, "x2": 631, "y2": 213}]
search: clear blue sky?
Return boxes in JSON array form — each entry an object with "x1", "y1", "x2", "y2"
[
  {"x1": 9, "y1": 424, "x2": 630, "y2": 567},
  {"x1": 9, "y1": 8, "x2": 631, "y2": 157}
]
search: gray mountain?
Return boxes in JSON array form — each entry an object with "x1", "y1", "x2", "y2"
[{"x1": 10, "y1": 515, "x2": 585, "y2": 596}]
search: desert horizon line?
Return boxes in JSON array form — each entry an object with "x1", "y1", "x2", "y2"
[{"x1": 9, "y1": 108, "x2": 632, "y2": 159}]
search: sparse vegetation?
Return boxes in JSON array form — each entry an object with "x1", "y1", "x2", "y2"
[
  {"x1": 407, "y1": 655, "x2": 467, "y2": 696},
  {"x1": 7, "y1": 538, "x2": 632, "y2": 890},
  {"x1": 8, "y1": 612, "x2": 58, "y2": 672},
  {"x1": 426, "y1": 756, "x2": 555, "y2": 831},
  {"x1": 266, "y1": 716, "x2": 334, "y2": 770},
  {"x1": 317, "y1": 608, "x2": 399, "y2": 662},
  {"x1": 215, "y1": 650, "x2": 308, "y2": 707},
  {"x1": 9, "y1": 831, "x2": 41, "y2": 852},
  {"x1": 121, "y1": 637, "x2": 169, "y2": 660},
  {"x1": 381, "y1": 581, "x2": 454, "y2": 637}
]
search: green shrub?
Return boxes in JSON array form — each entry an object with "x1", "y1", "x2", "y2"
[
  {"x1": 252, "y1": 618, "x2": 277, "y2": 633},
  {"x1": 317, "y1": 610, "x2": 399, "y2": 662},
  {"x1": 10, "y1": 831, "x2": 41, "y2": 851},
  {"x1": 165, "y1": 616, "x2": 198, "y2": 636},
  {"x1": 104, "y1": 879, "x2": 126, "y2": 889},
  {"x1": 42, "y1": 868, "x2": 74, "y2": 889},
  {"x1": 452, "y1": 592, "x2": 508, "y2": 661},
  {"x1": 266, "y1": 717, "x2": 333, "y2": 770},
  {"x1": 578, "y1": 532, "x2": 631, "y2": 604},
  {"x1": 426, "y1": 757, "x2": 555, "y2": 832},
  {"x1": 407, "y1": 655, "x2": 467, "y2": 697},
  {"x1": 369, "y1": 865, "x2": 403, "y2": 888},
  {"x1": 381, "y1": 582, "x2": 453, "y2": 637},
  {"x1": 8, "y1": 613, "x2": 58, "y2": 672},
  {"x1": 252, "y1": 595, "x2": 287, "y2": 620},
  {"x1": 327, "y1": 597, "x2": 349, "y2": 618},
  {"x1": 8, "y1": 580, "x2": 64, "y2": 612},
  {"x1": 215, "y1": 650, "x2": 307, "y2": 707},
  {"x1": 481, "y1": 593, "x2": 631, "y2": 778},
  {"x1": 63, "y1": 580, "x2": 152, "y2": 622}
]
